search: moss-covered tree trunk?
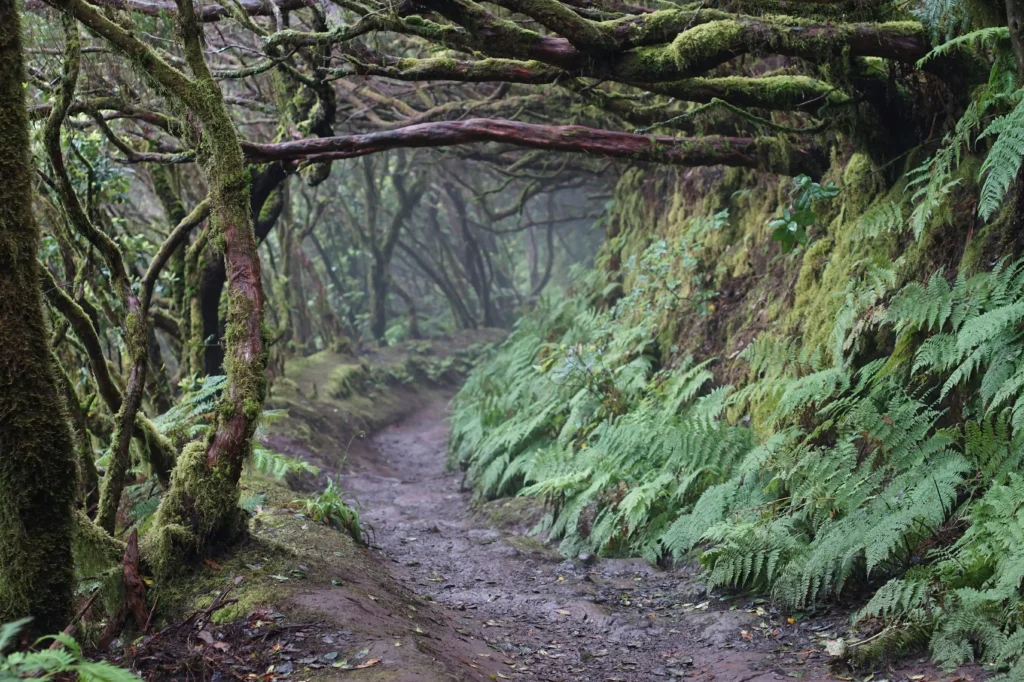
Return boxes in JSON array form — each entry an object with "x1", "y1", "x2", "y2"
[
  {"x1": 144, "y1": 0, "x2": 269, "y2": 576},
  {"x1": 0, "y1": 0, "x2": 78, "y2": 633}
]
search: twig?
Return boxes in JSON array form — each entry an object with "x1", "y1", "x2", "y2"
[
  {"x1": 48, "y1": 589, "x2": 101, "y2": 649},
  {"x1": 144, "y1": 576, "x2": 244, "y2": 647},
  {"x1": 143, "y1": 594, "x2": 161, "y2": 633}
]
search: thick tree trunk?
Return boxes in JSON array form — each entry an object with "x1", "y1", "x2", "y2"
[{"x1": 0, "y1": 0, "x2": 78, "y2": 633}]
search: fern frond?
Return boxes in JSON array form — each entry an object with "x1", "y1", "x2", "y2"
[{"x1": 979, "y1": 95, "x2": 1024, "y2": 221}]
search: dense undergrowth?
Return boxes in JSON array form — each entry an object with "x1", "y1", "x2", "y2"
[
  {"x1": 451, "y1": 256, "x2": 1024, "y2": 674},
  {"x1": 450, "y1": 29, "x2": 1024, "y2": 669}
]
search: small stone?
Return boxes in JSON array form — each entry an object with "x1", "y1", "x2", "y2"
[{"x1": 825, "y1": 638, "x2": 847, "y2": 657}]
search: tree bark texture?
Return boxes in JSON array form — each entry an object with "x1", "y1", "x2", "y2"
[{"x1": 0, "y1": 0, "x2": 78, "y2": 634}]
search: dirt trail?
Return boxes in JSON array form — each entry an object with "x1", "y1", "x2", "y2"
[{"x1": 329, "y1": 398, "x2": 975, "y2": 682}]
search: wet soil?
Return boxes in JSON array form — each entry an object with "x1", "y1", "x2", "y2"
[{"x1": 327, "y1": 398, "x2": 986, "y2": 682}]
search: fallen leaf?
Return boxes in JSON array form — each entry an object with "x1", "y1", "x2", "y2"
[
  {"x1": 204, "y1": 559, "x2": 225, "y2": 570},
  {"x1": 353, "y1": 658, "x2": 381, "y2": 670}
]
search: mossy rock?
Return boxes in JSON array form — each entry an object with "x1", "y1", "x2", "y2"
[{"x1": 325, "y1": 364, "x2": 368, "y2": 400}]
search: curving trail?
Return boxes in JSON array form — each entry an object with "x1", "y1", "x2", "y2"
[{"x1": 334, "y1": 398, "x2": 968, "y2": 682}]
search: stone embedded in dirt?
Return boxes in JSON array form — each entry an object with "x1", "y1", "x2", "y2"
[
  {"x1": 468, "y1": 529, "x2": 502, "y2": 545},
  {"x1": 690, "y1": 610, "x2": 759, "y2": 646},
  {"x1": 824, "y1": 638, "x2": 847, "y2": 657}
]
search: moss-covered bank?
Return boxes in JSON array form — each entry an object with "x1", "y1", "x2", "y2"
[{"x1": 603, "y1": 146, "x2": 1013, "y2": 378}]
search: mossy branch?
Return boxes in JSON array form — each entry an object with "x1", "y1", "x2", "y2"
[
  {"x1": 142, "y1": 198, "x2": 211, "y2": 310},
  {"x1": 41, "y1": 267, "x2": 123, "y2": 413},
  {"x1": 240, "y1": 117, "x2": 824, "y2": 177}
]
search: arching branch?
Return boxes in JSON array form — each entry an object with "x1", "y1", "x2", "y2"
[{"x1": 240, "y1": 118, "x2": 824, "y2": 177}]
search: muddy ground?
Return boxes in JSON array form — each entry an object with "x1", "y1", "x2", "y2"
[{"x1": 308, "y1": 398, "x2": 988, "y2": 682}]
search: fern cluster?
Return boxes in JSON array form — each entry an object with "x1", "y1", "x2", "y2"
[
  {"x1": 451, "y1": 257, "x2": 1024, "y2": 674},
  {"x1": 896, "y1": 21, "x2": 1021, "y2": 234}
]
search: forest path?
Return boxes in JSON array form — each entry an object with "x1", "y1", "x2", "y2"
[{"x1": 334, "y1": 398, "x2": 857, "y2": 682}]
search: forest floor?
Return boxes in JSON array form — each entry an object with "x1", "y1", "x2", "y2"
[
  {"x1": 140, "y1": 342, "x2": 987, "y2": 682},
  {"x1": 314, "y1": 398, "x2": 987, "y2": 682}
]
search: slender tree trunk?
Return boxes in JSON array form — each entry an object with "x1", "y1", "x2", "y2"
[
  {"x1": 296, "y1": 243, "x2": 344, "y2": 347},
  {"x1": 42, "y1": 17, "x2": 148, "y2": 536},
  {"x1": 0, "y1": 0, "x2": 78, "y2": 633},
  {"x1": 309, "y1": 231, "x2": 354, "y2": 340},
  {"x1": 151, "y1": 164, "x2": 189, "y2": 317},
  {"x1": 369, "y1": 255, "x2": 390, "y2": 343},
  {"x1": 147, "y1": 326, "x2": 174, "y2": 414},
  {"x1": 392, "y1": 280, "x2": 423, "y2": 340},
  {"x1": 53, "y1": 353, "x2": 101, "y2": 514},
  {"x1": 398, "y1": 241, "x2": 477, "y2": 329},
  {"x1": 281, "y1": 204, "x2": 314, "y2": 354}
]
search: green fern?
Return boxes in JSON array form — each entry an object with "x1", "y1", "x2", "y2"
[
  {"x1": 1, "y1": 619, "x2": 141, "y2": 682},
  {"x1": 917, "y1": 26, "x2": 1010, "y2": 66},
  {"x1": 856, "y1": 200, "x2": 905, "y2": 239},
  {"x1": 979, "y1": 96, "x2": 1024, "y2": 221},
  {"x1": 291, "y1": 477, "x2": 363, "y2": 544},
  {"x1": 248, "y1": 444, "x2": 320, "y2": 480},
  {"x1": 454, "y1": 256, "x2": 1024, "y2": 674}
]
